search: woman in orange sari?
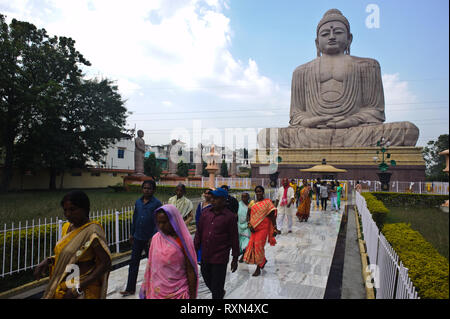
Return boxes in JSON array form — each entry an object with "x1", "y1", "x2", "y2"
[
  {"x1": 243, "y1": 186, "x2": 277, "y2": 277},
  {"x1": 34, "y1": 191, "x2": 111, "y2": 299},
  {"x1": 296, "y1": 180, "x2": 312, "y2": 222}
]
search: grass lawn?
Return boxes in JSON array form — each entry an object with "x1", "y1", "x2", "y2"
[
  {"x1": 0, "y1": 188, "x2": 180, "y2": 225},
  {"x1": 384, "y1": 206, "x2": 449, "y2": 261}
]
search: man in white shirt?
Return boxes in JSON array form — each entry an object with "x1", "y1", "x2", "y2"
[{"x1": 275, "y1": 178, "x2": 296, "y2": 234}]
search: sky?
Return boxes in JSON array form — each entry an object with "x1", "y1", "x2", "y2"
[{"x1": 1, "y1": 0, "x2": 448, "y2": 157}]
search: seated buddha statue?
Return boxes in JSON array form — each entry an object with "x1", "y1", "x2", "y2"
[{"x1": 258, "y1": 9, "x2": 419, "y2": 148}]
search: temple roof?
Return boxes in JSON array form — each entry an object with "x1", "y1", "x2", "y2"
[{"x1": 300, "y1": 164, "x2": 347, "y2": 173}]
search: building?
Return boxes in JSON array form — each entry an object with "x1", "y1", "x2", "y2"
[{"x1": 92, "y1": 138, "x2": 135, "y2": 170}]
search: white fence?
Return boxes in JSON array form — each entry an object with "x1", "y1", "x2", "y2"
[
  {"x1": 355, "y1": 191, "x2": 419, "y2": 299},
  {"x1": 157, "y1": 177, "x2": 448, "y2": 195},
  {"x1": 156, "y1": 177, "x2": 269, "y2": 190},
  {"x1": 0, "y1": 207, "x2": 134, "y2": 278},
  {"x1": 353, "y1": 180, "x2": 448, "y2": 195}
]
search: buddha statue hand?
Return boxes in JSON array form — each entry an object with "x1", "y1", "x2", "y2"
[
  {"x1": 300, "y1": 115, "x2": 334, "y2": 128},
  {"x1": 325, "y1": 116, "x2": 360, "y2": 129}
]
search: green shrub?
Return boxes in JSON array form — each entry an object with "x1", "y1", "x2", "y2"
[
  {"x1": 383, "y1": 223, "x2": 449, "y2": 299},
  {"x1": 371, "y1": 192, "x2": 448, "y2": 207},
  {"x1": 361, "y1": 192, "x2": 389, "y2": 229}
]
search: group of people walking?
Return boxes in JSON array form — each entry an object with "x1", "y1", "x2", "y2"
[
  {"x1": 34, "y1": 177, "x2": 343, "y2": 300},
  {"x1": 312, "y1": 178, "x2": 343, "y2": 212}
]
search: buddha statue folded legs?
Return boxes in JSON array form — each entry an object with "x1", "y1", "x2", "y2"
[{"x1": 258, "y1": 121, "x2": 419, "y2": 148}]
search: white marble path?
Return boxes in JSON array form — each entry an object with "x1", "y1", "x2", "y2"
[{"x1": 107, "y1": 202, "x2": 344, "y2": 299}]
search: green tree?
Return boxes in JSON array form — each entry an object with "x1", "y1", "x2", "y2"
[
  {"x1": 144, "y1": 153, "x2": 162, "y2": 180},
  {"x1": 0, "y1": 15, "x2": 128, "y2": 190},
  {"x1": 220, "y1": 159, "x2": 229, "y2": 177},
  {"x1": 422, "y1": 134, "x2": 449, "y2": 181},
  {"x1": 202, "y1": 160, "x2": 209, "y2": 177},
  {"x1": 14, "y1": 78, "x2": 128, "y2": 190},
  {"x1": 177, "y1": 160, "x2": 189, "y2": 177}
]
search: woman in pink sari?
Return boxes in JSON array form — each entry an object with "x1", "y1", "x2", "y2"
[{"x1": 139, "y1": 204, "x2": 198, "y2": 299}]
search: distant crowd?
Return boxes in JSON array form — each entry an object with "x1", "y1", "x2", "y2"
[{"x1": 34, "y1": 177, "x2": 344, "y2": 299}]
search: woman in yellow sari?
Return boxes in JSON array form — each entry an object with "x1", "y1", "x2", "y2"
[
  {"x1": 243, "y1": 186, "x2": 277, "y2": 277},
  {"x1": 296, "y1": 180, "x2": 312, "y2": 222},
  {"x1": 34, "y1": 191, "x2": 112, "y2": 299}
]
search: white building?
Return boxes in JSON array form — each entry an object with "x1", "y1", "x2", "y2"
[{"x1": 91, "y1": 138, "x2": 135, "y2": 170}]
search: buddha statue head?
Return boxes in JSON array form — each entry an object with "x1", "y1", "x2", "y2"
[{"x1": 315, "y1": 9, "x2": 353, "y2": 57}]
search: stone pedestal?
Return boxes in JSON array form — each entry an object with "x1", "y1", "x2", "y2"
[
  {"x1": 377, "y1": 172, "x2": 392, "y2": 191},
  {"x1": 230, "y1": 151, "x2": 237, "y2": 178},
  {"x1": 251, "y1": 147, "x2": 426, "y2": 181}
]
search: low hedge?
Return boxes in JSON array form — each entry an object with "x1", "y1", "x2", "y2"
[
  {"x1": 361, "y1": 192, "x2": 389, "y2": 229},
  {"x1": 371, "y1": 192, "x2": 448, "y2": 207},
  {"x1": 383, "y1": 223, "x2": 449, "y2": 299}
]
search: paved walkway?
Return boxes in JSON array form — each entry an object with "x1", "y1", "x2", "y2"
[{"x1": 107, "y1": 201, "x2": 346, "y2": 299}]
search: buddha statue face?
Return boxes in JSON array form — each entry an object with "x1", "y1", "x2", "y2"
[{"x1": 316, "y1": 20, "x2": 352, "y2": 56}]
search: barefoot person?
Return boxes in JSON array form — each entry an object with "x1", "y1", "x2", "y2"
[
  {"x1": 35, "y1": 190, "x2": 112, "y2": 299},
  {"x1": 195, "y1": 188, "x2": 213, "y2": 263},
  {"x1": 169, "y1": 184, "x2": 195, "y2": 233},
  {"x1": 335, "y1": 180, "x2": 343, "y2": 210},
  {"x1": 243, "y1": 186, "x2": 277, "y2": 277},
  {"x1": 275, "y1": 178, "x2": 295, "y2": 234},
  {"x1": 139, "y1": 205, "x2": 198, "y2": 299},
  {"x1": 296, "y1": 180, "x2": 312, "y2": 222},
  {"x1": 121, "y1": 180, "x2": 162, "y2": 297},
  {"x1": 194, "y1": 187, "x2": 239, "y2": 299},
  {"x1": 237, "y1": 192, "x2": 251, "y2": 263}
]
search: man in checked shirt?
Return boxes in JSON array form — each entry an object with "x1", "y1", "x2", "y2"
[{"x1": 194, "y1": 187, "x2": 240, "y2": 299}]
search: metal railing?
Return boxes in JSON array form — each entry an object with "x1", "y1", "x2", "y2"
[
  {"x1": 355, "y1": 191, "x2": 419, "y2": 299},
  {"x1": 0, "y1": 207, "x2": 134, "y2": 278},
  {"x1": 352, "y1": 180, "x2": 448, "y2": 195}
]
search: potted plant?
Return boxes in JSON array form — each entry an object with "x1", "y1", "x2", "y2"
[{"x1": 373, "y1": 138, "x2": 396, "y2": 191}]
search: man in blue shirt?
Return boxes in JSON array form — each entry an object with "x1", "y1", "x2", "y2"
[{"x1": 120, "y1": 180, "x2": 162, "y2": 296}]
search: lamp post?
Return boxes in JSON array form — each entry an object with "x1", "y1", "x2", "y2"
[
  {"x1": 205, "y1": 144, "x2": 220, "y2": 189},
  {"x1": 373, "y1": 138, "x2": 396, "y2": 191}
]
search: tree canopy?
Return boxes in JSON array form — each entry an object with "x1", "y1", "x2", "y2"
[
  {"x1": 220, "y1": 159, "x2": 229, "y2": 177},
  {"x1": 422, "y1": 134, "x2": 449, "y2": 181},
  {"x1": 144, "y1": 153, "x2": 162, "y2": 180},
  {"x1": 176, "y1": 160, "x2": 189, "y2": 177},
  {"x1": 0, "y1": 14, "x2": 129, "y2": 190}
]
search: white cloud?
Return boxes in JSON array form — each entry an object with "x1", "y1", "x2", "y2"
[
  {"x1": 382, "y1": 73, "x2": 417, "y2": 123},
  {"x1": 115, "y1": 78, "x2": 141, "y2": 98},
  {"x1": 0, "y1": 0, "x2": 281, "y2": 106},
  {"x1": 382, "y1": 73, "x2": 417, "y2": 105}
]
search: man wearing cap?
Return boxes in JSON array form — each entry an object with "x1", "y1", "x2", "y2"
[{"x1": 194, "y1": 187, "x2": 240, "y2": 299}]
